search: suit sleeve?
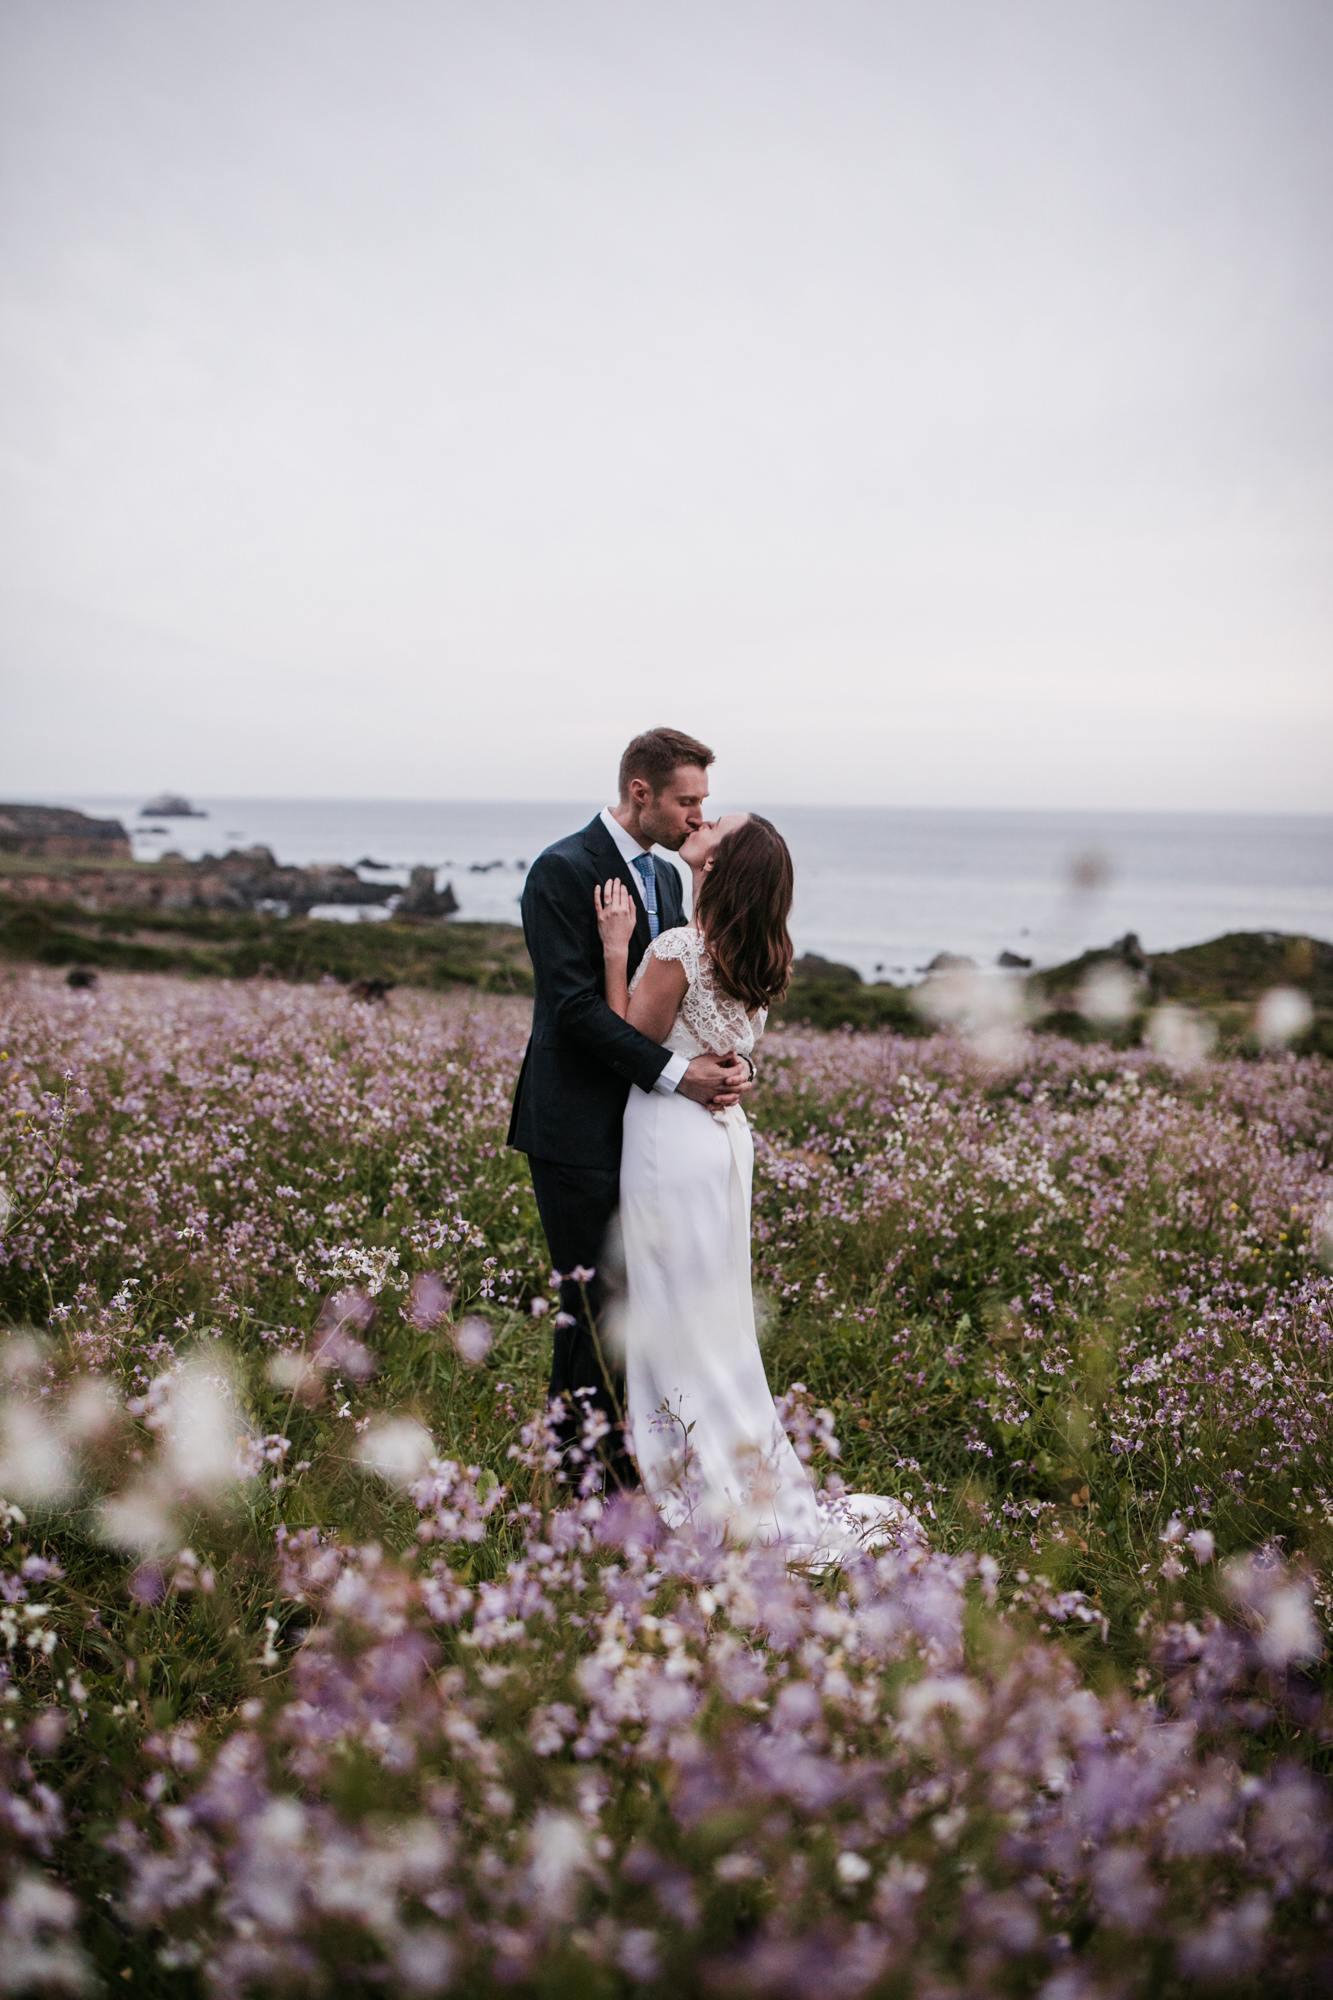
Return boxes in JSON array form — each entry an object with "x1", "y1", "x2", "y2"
[{"x1": 523, "y1": 853, "x2": 675, "y2": 1093}]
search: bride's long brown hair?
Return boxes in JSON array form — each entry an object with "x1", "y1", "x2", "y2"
[{"x1": 695, "y1": 815, "x2": 795, "y2": 1011}]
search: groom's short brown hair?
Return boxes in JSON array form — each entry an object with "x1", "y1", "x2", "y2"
[{"x1": 618, "y1": 727, "x2": 715, "y2": 799}]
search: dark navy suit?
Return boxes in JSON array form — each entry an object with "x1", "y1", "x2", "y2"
[{"x1": 508, "y1": 816, "x2": 686, "y2": 1473}]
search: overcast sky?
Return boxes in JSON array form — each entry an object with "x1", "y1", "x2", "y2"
[{"x1": 2, "y1": 0, "x2": 1329, "y2": 811}]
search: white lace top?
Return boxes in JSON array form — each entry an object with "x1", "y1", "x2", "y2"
[{"x1": 629, "y1": 925, "x2": 766, "y2": 1060}]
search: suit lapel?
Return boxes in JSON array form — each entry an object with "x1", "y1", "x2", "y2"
[
  {"x1": 582, "y1": 816, "x2": 652, "y2": 958},
  {"x1": 656, "y1": 854, "x2": 686, "y2": 929}
]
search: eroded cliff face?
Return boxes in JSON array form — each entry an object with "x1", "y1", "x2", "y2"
[
  {"x1": 0, "y1": 804, "x2": 131, "y2": 860},
  {"x1": 0, "y1": 846, "x2": 401, "y2": 915}
]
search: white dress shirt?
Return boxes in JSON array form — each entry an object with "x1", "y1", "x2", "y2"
[{"x1": 599, "y1": 807, "x2": 689, "y2": 1096}]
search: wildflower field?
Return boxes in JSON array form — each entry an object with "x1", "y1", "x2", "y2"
[{"x1": 0, "y1": 967, "x2": 1331, "y2": 1997}]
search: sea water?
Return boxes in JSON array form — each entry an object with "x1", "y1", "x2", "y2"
[{"x1": 49, "y1": 795, "x2": 1333, "y2": 982}]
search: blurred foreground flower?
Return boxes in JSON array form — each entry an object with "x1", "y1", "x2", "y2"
[
  {"x1": 312, "y1": 1288, "x2": 377, "y2": 1382},
  {"x1": 0, "y1": 1873, "x2": 94, "y2": 1995},
  {"x1": 407, "y1": 1272, "x2": 454, "y2": 1331},
  {"x1": 1078, "y1": 962, "x2": 1140, "y2": 1025},
  {"x1": 154, "y1": 1356, "x2": 244, "y2": 1498},
  {"x1": 1224, "y1": 1554, "x2": 1323, "y2": 1670},
  {"x1": 61, "y1": 1376, "x2": 118, "y2": 1443},
  {"x1": 0, "y1": 1402, "x2": 72, "y2": 1507},
  {"x1": 356, "y1": 1416, "x2": 436, "y2": 1487},
  {"x1": 266, "y1": 1349, "x2": 323, "y2": 1402},
  {"x1": 1255, "y1": 985, "x2": 1313, "y2": 1048},
  {"x1": 1314, "y1": 1203, "x2": 1333, "y2": 1271},
  {"x1": 102, "y1": 1354, "x2": 252, "y2": 1553},
  {"x1": 100, "y1": 1485, "x2": 177, "y2": 1556},
  {"x1": 454, "y1": 1316, "x2": 494, "y2": 1365},
  {"x1": 1147, "y1": 1004, "x2": 1215, "y2": 1068},
  {"x1": 915, "y1": 966, "x2": 1028, "y2": 1067}
]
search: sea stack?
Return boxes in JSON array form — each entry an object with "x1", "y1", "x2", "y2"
[{"x1": 140, "y1": 793, "x2": 207, "y2": 817}]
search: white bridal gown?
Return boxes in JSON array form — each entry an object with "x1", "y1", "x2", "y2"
[{"x1": 619, "y1": 926, "x2": 909, "y2": 1567}]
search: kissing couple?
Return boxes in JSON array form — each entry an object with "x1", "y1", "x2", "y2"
[{"x1": 508, "y1": 726, "x2": 907, "y2": 1566}]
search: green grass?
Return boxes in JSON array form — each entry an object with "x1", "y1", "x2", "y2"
[
  {"x1": 0, "y1": 895, "x2": 534, "y2": 992},
  {"x1": 1031, "y1": 930, "x2": 1333, "y2": 1055},
  {"x1": 769, "y1": 954, "x2": 924, "y2": 1034},
  {"x1": 2, "y1": 976, "x2": 1332, "y2": 1988}
]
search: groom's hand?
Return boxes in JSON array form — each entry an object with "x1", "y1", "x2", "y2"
[{"x1": 678, "y1": 1053, "x2": 750, "y2": 1108}]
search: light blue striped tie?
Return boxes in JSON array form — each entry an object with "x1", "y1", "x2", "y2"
[{"x1": 631, "y1": 854, "x2": 660, "y2": 939}]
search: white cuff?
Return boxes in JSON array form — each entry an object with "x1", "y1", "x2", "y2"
[{"x1": 652, "y1": 1051, "x2": 689, "y2": 1096}]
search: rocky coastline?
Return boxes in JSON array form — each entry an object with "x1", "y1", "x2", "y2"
[
  {"x1": 1, "y1": 806, "x2": 1326, "y2": 1052},
  {"x1": 0, "y1": 804, "x2": 458, "y2": 919}
]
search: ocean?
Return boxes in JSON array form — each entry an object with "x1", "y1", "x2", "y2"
[{"x1": 46, "y1": 795, "x2": 1333, "y2": 983}]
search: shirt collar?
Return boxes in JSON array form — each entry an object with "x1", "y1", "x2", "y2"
[{"x1": 600, "y1": 805, "x2": 653, "y2": 871}]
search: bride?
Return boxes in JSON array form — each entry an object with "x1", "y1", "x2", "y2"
[{"x1": 595, "y1": 812, "x2": 909, "y2": 1568}]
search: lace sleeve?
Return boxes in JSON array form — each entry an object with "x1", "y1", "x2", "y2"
[{"x1": 647, "y1": 927, "x2": 703, "y2": 981}]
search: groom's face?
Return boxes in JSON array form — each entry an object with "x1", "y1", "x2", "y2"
[{"x1": 636, "y1": 764, "x2": 710, "y2": 851}]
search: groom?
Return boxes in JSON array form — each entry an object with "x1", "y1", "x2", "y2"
[{"x1": 508, "y1": 726, "x2": 750, "y2": 1483}]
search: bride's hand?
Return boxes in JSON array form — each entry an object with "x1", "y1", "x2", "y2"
[{"x1": 594, "y1": 879, "x2": 636, "y2": 956}]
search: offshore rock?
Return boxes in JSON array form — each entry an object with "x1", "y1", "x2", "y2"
[
  {"x1": 195, "y1": 848, "x2": 397, "y2": 914},
  {"x1": 788, "y1": 951, "x2": 862, "y2": 989},
  {"x1": 922, "y1": 950, "x2": 978, "y2": 973},
  {"x1": 397, "y1": 866, "x2": 460, "y2": 920},
  {"x1": 0, "y1": 803, "x2": 132, "y2": 861},
  {"x1": 140, "y1": 793, "x2": 206, "y2": 816}
]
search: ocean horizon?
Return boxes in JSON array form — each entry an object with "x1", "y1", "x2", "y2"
[{"x1": 25, "y1": 793, "x2": 1333, "y2": 984}]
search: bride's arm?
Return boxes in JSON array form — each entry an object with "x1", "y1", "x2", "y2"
[
  {"x1": 626, "y1": 954, "x2": 688, "y2": 1043},
  {"x1": 594, "y1": 880, "x2": 638, "y2": 1018}
]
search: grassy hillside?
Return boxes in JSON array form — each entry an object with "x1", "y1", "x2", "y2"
[
  {"x1": 769, "y1": 953, "x2": 924, "y2": 1033},
  {"x1": 0, "y1": 894, "x2": 533, "y2": 993},
  {"x1": 775, "y1": 935, "x2": 1333, "y2": 1055},
  {"x1": 3, "y1": 895, "x2": 1328, "y2": 1056},
  {"x1": 1032, "y1": 929, "x2": 1333, "y2": 1055}
]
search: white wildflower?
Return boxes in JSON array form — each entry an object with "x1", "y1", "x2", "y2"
[
  {"x1": 526, "y1": 1810, "x2": 591, "y2": 1921},
  {"x1": 1255, "y1": 986, "x2": 1312, "y2": 1048},
  {"x1": 0, "y1": 1403, "x2": 72, "y2": 1506},
  {"x1": 454, "y1": 1317, "x2": 494, "y2": 1366},
  {"x1": 356, "y1": 1418, "x2": 435, "y2": 1487}
]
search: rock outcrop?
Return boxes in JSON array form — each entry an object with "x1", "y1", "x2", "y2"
[
  {"x1": 178, "y1": 847, "x2": 395, "y2": 914},
  {"x1": 397, "y1": 867, "x2": 460, "y2": 920},
  {"x1": 0, "y1": 804, "x2": 131, "y2": 860},
  {"x1": 140, "y1": 793, "x2": 206, "y2": 817},
  {"x1": 0, "y1": 846, "x2": 391, "y2": 915},
  {"x1": 0, "y1": 844, "x2": 470, "y2": 920}
]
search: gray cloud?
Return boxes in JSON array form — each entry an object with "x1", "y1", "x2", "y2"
[{"x1": 2, "y1": 0, "x2": 1329, "y2": 806}]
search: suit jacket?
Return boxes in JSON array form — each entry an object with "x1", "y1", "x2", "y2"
[{"x1": 507, "y1": 815, "x2": 687, "y2": 1167}]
